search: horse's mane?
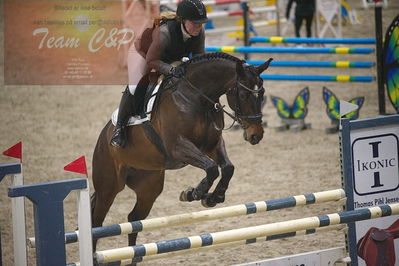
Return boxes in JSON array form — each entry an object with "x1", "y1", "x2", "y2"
[
  {"x1": 183, "y1": 52, "x2": 243, "y2": 67},
  {"x1": 180, "y1": 52, "x2": 262, "y2": 77}
]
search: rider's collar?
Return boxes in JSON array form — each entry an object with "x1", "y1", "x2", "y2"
[{"x1": 181, "y1": 23, "x2": 192, "y2": 41}]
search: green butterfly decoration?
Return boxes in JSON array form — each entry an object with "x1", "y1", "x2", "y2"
[
  {"x1": 322, "y1": 87, "x2": 364, "y2": 121},
  {"x1": 271, "y1": 87, "x2": 310, "y2": 119}
]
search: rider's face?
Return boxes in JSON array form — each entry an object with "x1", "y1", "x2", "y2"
[{"x1": 183, "y1": 20, "x2": 203, "y2": 36}]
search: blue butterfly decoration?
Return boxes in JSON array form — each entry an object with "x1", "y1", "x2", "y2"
[
  {"x1": 271, "y1": 87, "x2": 310, "y2": 119},
  {"x1": 322, "y1": 87, "x2": 364, "y2": 121}
]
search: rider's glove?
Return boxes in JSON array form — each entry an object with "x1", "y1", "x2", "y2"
[{"x1": 169, "y1": 66, "x2": 185, "y2": 78}]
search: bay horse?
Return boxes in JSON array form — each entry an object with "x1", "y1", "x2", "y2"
[{"x1": 91, "y1": 52, "x2": 272, "y2": 249}]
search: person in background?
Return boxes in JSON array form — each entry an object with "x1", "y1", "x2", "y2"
[{"x1": 286, "y1": 0, "x2": 315, "y2": 38}]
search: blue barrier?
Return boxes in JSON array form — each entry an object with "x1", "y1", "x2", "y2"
[
  {"x1": 206, "y1": 46, "x2": 375, "y2": 54},
  {"x1": 260, "y1": 74, "x2": 374, "y2": 82},
  {"x1": 247, "y1": 60, "x2": 374, "y2": 68},
  {"x1": 8, "y1": 179, "x2": 88, "y2": 266},
  {"x1": 249, "y1": 37, "x2": 376, "y2": 44}
]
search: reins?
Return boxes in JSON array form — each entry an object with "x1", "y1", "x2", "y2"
[
  {"x1": 182, "y1": 76, "x2": 240, "y2": 130},
  {"x1": 181, "y1": 74, "x2": 263, "y2": 130}
]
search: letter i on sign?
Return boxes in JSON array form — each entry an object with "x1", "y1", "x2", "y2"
[{"x1": 369, "y1": 141, "x2": 383, "y2": 188}]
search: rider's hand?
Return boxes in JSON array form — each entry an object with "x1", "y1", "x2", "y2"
[{"x1": 169, "y1": 66, "x2": 185, "y2": 78}]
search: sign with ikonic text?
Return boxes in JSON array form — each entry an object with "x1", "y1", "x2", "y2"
[
  {"x1": 341, "y1": 115, "x2": 399, "y2": 266},
  {"x1": 352, "y1": 134, "x2": 399, "y2": 196}
]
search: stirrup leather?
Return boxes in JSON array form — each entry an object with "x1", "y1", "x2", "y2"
[{"x1": 110, "y1": 126, "x2": 127, "y2": 147}]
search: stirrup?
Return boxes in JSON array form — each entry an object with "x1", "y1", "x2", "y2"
[{"x1": 110, "y1": 126, "x2": 127, "y2": 147}]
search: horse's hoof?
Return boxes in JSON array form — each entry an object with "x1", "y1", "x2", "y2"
[
  {"x1": 214, "y1": 194, "x2": 225, "y2": 204},
  {"x1": 179, "y1": 187, "x2": 195, "y2": 202},
  {"x1": 201, "y1": 197, "x2": 217, "y2": 208},
  {"x1": 191, "y1": 189, "x2": 203, "y2": 201}
]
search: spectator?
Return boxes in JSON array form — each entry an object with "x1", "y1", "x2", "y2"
[{"x1": 286, "y1": 0, "x2": 315, "y2": 38}]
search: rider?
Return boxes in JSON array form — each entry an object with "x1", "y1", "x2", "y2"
[{"x1": 110, "y1": 0, "x2": 208, "y2": 148}]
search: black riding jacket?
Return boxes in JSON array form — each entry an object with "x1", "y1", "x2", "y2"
[{"x1": 138, "y1": 19, "x2": 205, "y2": 75}]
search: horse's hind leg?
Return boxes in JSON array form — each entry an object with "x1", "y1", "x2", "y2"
[
  {"x1": 91, "y1": 183, "x2": 120, "y2": 251},
  {"x1": 91, "y1": 130, "x2": 123, "y2": 251},
  {"x1": 126, "y1": 169, "x2": 165, "y2": 246},
  {"x1": 91, "y1": 176, "x2": 121, "y2": 249}
]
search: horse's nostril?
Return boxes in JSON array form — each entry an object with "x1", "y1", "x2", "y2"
[
  {"x1": 250, "y1": 133, "x2": 263, "y2": 144},
  {"x1": 250, "y1": 135, "x2": 259, "y2": 143}
]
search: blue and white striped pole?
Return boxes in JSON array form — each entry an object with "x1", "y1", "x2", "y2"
[
  {"x1": 94, "y1": 204, "x2": 399, "y2": 263},
  {"x1": 68, "y1": 225, "x2": 346, "y2": 265},
  {"x1": 91, "y1": 225, "x2": 346, "y2": 265},
  {"x1": 30, "y1": 189, "x2": 345, "y2": 247}
]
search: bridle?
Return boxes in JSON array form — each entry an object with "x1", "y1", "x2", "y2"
[
  {"x1": 181, "y1": 73, "x2": 264, "y2": 130},
  {"x1": 228, "y1": 78, "x2": 264, "y2": 127}
]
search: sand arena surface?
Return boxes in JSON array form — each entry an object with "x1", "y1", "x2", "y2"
[{"x1": 0, "y1": 1, "x2": 398, "y2": 265}]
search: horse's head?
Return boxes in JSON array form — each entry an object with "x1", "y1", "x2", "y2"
[{"x1": 226, "y1": 58, "x2": 272, "y2": 145}]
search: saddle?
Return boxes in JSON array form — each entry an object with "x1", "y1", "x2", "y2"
[
  {"x1": 133, "y1": 72, "x2": 174, "y2": 118},
  {"x1": 357, "y1": 218, "x2": 399, "y2": 266},
  {"x1": 111, "y1": 70, "x2": 175, "y2": 159},
  {"x1": 111, "y1": 73, "x2": 172, "y2": 127}
]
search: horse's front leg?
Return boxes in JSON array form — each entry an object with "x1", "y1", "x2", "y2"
[
  {"x1": 172, "y1": 136, "x2": 219, "y2": 202},
  {"x1": 202, "y1": 137, "x2": 234, "y2": 207}
]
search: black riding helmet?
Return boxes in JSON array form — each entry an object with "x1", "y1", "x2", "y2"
[{"x1": 176, "y1": 0, "x2": 208, "y2": 24}]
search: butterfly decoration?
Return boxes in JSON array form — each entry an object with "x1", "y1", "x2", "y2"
[
  {"x1": 322, "y1": 87, "x2": 364, "y2": 121},
  {"x1": 271, "y1": 87, "x2": 310, "y2": 119},
  {"x1": 384, "y1": 14, "x2": 399, "y2": 113}
]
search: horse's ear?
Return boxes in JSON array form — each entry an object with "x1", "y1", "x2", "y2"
[
  {"x1": 256, "y1": 58, "x2": 273, "y2": 74},
  {"x1": 236, "y1": 61, "x2": 246, "y2": 77}
]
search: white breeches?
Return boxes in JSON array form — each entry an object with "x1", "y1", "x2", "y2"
[{"x1": 127, "y1": 47, "x2": 148, "y2": 95}]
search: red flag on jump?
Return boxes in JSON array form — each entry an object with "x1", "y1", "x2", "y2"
[
  {"x1": 64, "y1": 156, "x2": 88, "y2": 178},
  {"x1": 2, "y1": 142, "x2": 22, "y2": 162}
]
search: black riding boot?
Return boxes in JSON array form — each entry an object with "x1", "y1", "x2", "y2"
[{"x1": 110, "y1": 87, "x2": 135, "y2": 147}]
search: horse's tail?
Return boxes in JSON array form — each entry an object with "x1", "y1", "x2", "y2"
[
  {"x1": 91, "y1": 119, "x2": 115, "y2": 193},
  {"x1": 90, "y1": 191, "x2": 96, "y2": 218},
  {"x1": 90, "y1": 120, "x2": 108, "y2": 217}
]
